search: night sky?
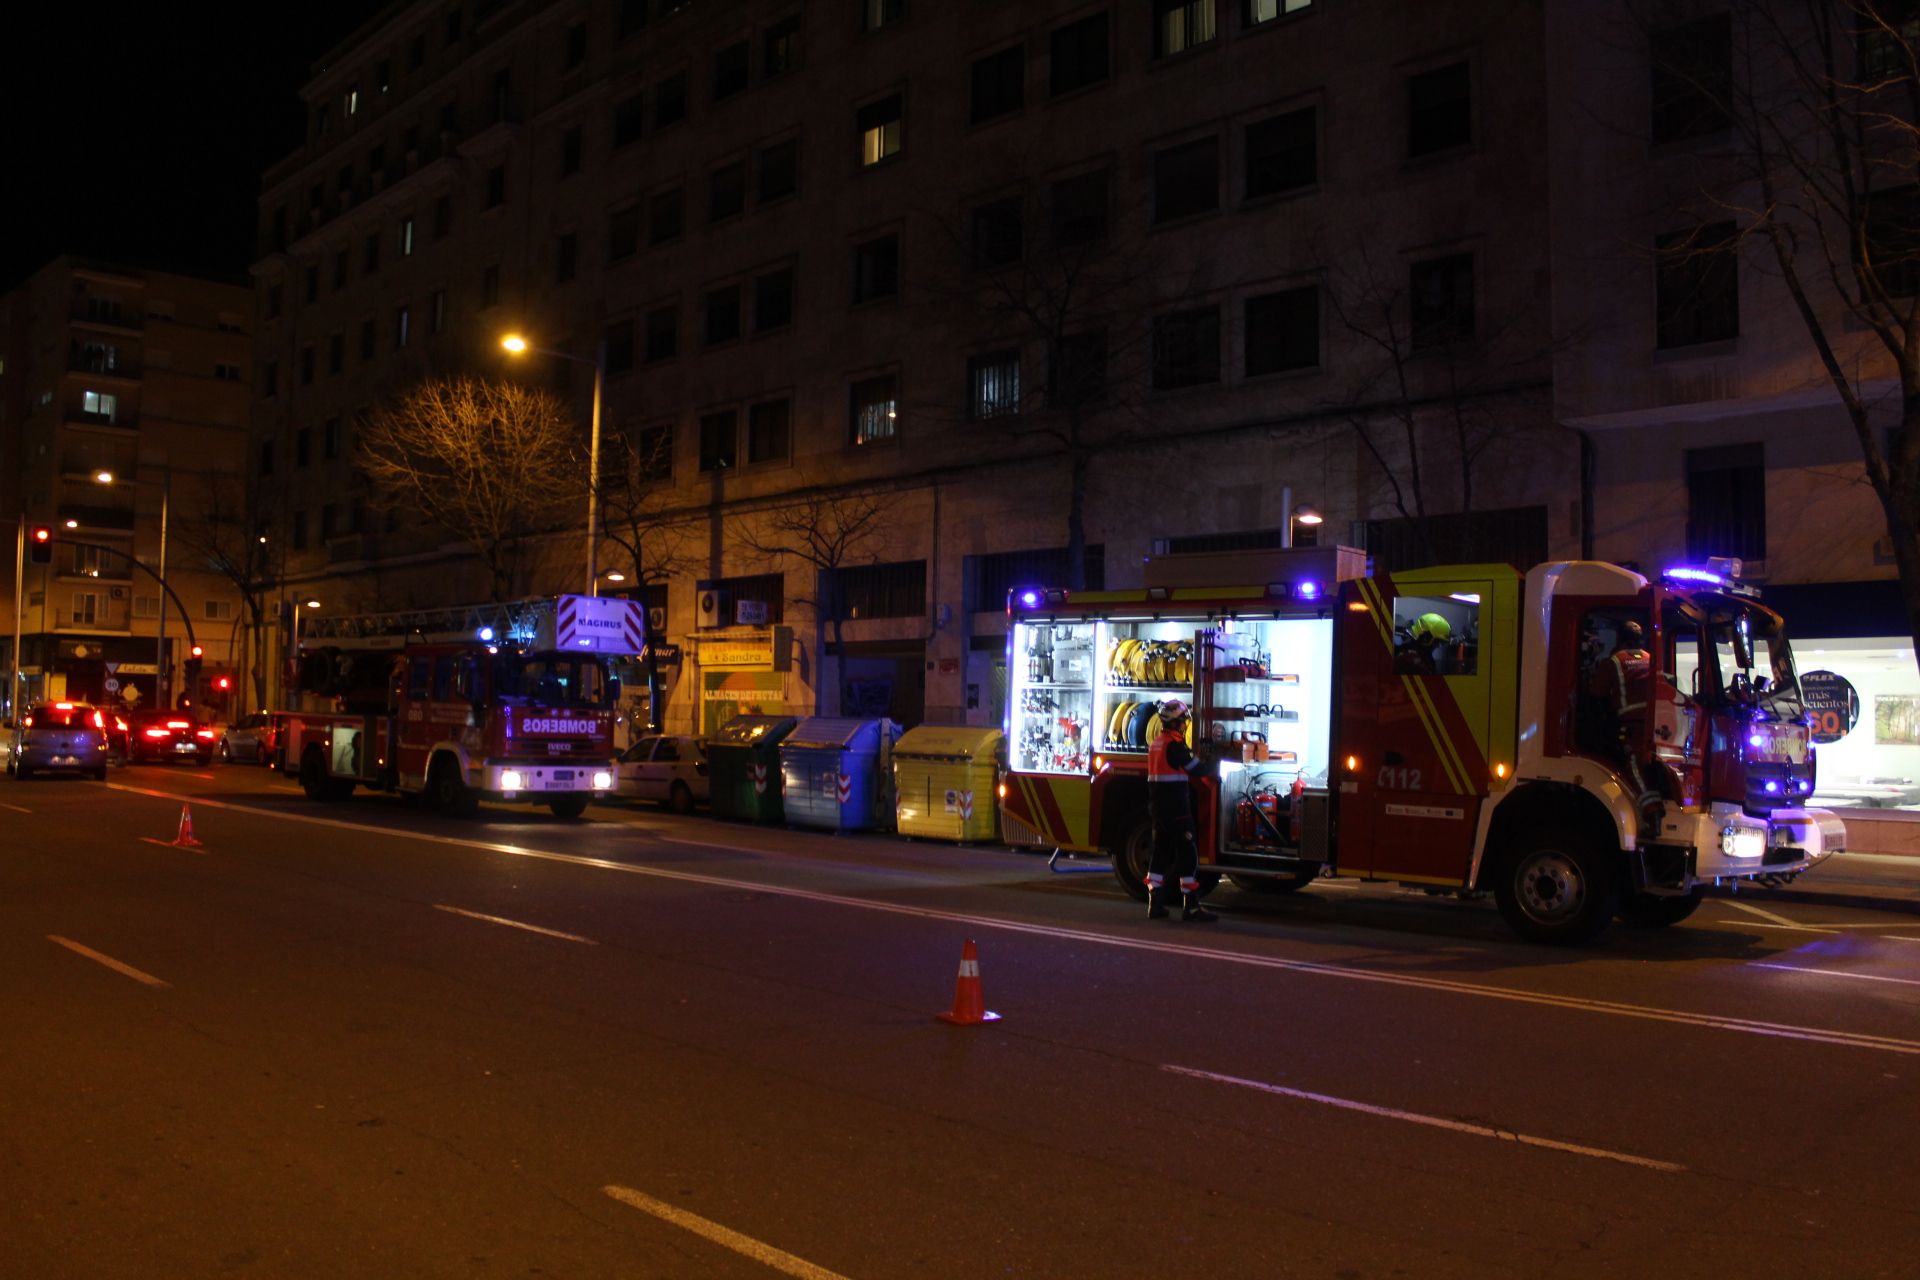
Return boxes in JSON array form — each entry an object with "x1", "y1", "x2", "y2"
[{"x1": 3, "y1": 4, "x2": 389, "y2": 291}]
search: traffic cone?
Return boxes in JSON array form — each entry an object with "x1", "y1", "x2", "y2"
[
  {"x1": 172, "y1": 804, "x2": 203, "y2": 848},
  {"x1": 935, "y1": 939, "x2": 1001, "y2": 1025}
]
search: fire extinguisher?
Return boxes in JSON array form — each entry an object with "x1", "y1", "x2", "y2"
[{"x1": 1288, "y1": 776, "x2": 1306, "y2": 845}]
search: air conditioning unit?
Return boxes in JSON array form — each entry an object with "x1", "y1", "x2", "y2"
[
  {"x1": 110, "y1": 586, "x2": 127, "y2": 601},
  {"x1": 735, "y1": 599, "x2": 770, "y2": 626},
  {"x1": 696, "y1": 588, "x2": 728, "y2": 629}
]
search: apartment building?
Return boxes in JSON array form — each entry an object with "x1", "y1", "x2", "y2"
[
  {"x1": 252, "y1": 0, "x2": 1574, "y2": 730},
  {"x1": 0, "y1": 258, "x2": 252, "y2": 718}
]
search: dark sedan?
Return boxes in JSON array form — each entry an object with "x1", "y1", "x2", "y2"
[{"x1": 125, "y1": 710, "x2": 217, "y2": 765}]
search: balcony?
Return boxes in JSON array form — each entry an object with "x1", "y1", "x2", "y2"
[
  {"x1": 64, "y1": 410, "x2": 138, "y2": 433},
  {"x1": 70, "y1": 303, "x2": 142, "y2": 334},
  {"x1": 67, "y1": 352, "x2": 141, "y2": 379},
  {"x1": 57, "y1": 504, "x2": 138, "y2": 533}
]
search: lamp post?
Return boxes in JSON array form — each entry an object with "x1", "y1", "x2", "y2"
[
  {"x1": 500, "y1": 332, "x2": 606, "y2": 596},
  {"x1": 1280, "y1": 486, "x2": 1324, "y2": 549},
  {"x1": 95, "y1": 468, "x2": 169, "y2": 708}
]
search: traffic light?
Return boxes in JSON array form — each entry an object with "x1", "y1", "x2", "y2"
[
  {"x1": 28, "y1": 526, "x2": 53, "y2": 565},
  {"x1": 183, "y1": 645, "x2": 204, "y2": 692},
  {"x1": 214, "y1": 675, "x2": 232, "y2": 692}
]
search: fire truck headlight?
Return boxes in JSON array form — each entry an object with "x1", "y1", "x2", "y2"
[
  {"x1": 592, "y1": 770, "x2": 613, "y2": 791},
  {"x1": 1720, "y1": 824, "x2": 1765, "y2": 859},
  {"x1": 500, "y1": 769, "x2": 524, "y2": 792}
]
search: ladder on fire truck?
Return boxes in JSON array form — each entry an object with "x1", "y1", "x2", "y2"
[{"x1": 296, "y1": 596, "x2": 558, "y2": 648}]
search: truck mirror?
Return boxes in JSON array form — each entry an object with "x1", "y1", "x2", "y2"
[{"x1": 1732, "y1": 617, "x2": 1754, "y2": 671}]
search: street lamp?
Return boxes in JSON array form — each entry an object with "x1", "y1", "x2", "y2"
[
  {"x1": 500, "y1": 330, "x2": 605, "y2": 596},
  {"x1": 291, "y1": 598, "x2": 322, "y2": 664},
  {"x1": 95, "y1": 467, "x2": 171, "y2": 707}
]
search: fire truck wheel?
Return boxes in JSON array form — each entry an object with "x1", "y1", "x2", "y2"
[
  {"x1": 1111, "y1": 820, "x2": 1217, "y2": 902},
  {"x1": 548, "y1": 795, "x2": 590, "y2": 820},
  {"x1": 1229, "y1": 869, "x2": 1317, "y2": 895},
  {"x1": 1617, "y1": 887, "x2": 1705, "y2": 928},
  {"x1": 427, "y1": 755, "x2": 479, "y2": 818},
  {"x1": 1492, "y1": 827, "x2": 1621, "y2": 945},
  {"x1": 299, "y1": 746, "x2": 341, "y2": 802}
]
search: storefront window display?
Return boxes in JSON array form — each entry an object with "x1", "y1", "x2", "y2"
[{"x1": 1796, "y1": 639, "x2": 1920, "y2": 809}]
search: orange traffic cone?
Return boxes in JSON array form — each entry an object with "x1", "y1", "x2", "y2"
[
  {"x1": 172, "y1": 804, "x2": 203, "y2": 848},
  {"x1": 935, "y1": 939, "x2": 1001, "y2": 1025}
]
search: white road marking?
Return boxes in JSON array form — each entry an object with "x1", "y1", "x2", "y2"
[
  {"x1": 1696, "y1": 919, "x2": 1841, "y2": 935},
  {"x1": 602, "y1": 1185, "x2": 851, "y2": 1280},
  {"x1": 101, "y1": 781, "x2": 1920, "y2": 1059},
  {"x1": 47, "y1": 935, "x2": 170, "y2": 988},
  {"x1": 1750, "y1": 962, "x2": 1920, "y2": 989},
  {"x1": 0, "y1": 800, "x2": 32, "y2": 814},
  {"x1": 1722, "y1": 899, "x2": 1802, "y2": 928},
  {"x1": 1166, "y1": 1064, "x2": 1688, "y2": 1174},
  {"x1": 433, "y1": 903, "x2": 596, "y2": 945},
  {"x1": 138, "y1": 837, "x2": 206, "y2": 854}
]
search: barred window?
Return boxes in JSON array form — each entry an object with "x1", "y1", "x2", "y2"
[{"x1": 968, "y1": 350, "x2": 1021, "y2": 419}]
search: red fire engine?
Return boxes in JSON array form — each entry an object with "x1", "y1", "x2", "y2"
[
  {"x1": 273, "y1": 596, "x2": 636, "y2": 818},
  {"x1": 1000, "y1": 549, "x2": 1843, "y2": 944}
]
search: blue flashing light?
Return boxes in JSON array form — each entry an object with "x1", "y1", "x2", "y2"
[
  {"x1": 1297, "y1": 580, "x2": 1321, "y2": 601},
  {"x1": 478, "y1": 626, "x2": 496, "y2": 642},
  {"x1": 1017, "y1": 590, "x2": 1042, "y2": 609},
  {"x1": 1665, "y1": 566, "x2": 1728, "y2": 586},
  {"x1": 1764, "y1": 780, "x2": 1781, "y2": 794},
  {"x1": 1748, "y1": 733, "x2": 1764, "y2": 748}
]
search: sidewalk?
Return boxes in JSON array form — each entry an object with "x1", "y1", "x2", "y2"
[{"x1": 1711, "y1": 851, "x2": 1920, "y2": 916}]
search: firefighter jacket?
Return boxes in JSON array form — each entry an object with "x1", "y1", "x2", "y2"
[
  {"x1": 1147, "y1": 728, "x2": 1201, "y2": 823},
  {"x1": 1596, "y1": 648, "x2": 1651, "y2": 717}
]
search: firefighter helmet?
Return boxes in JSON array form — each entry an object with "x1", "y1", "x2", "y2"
[
  {"x1": 1411, "y1": 613, "x2": 1452, "y2": 644},
  {"x1": 1159, "y1": 698, "x2": 1190, "y2": 723}
]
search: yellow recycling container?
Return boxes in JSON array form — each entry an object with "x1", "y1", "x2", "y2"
[{"x1": 893, "y1": 725, "x2": 1005, "y2": 843}]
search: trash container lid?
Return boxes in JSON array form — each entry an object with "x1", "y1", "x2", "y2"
[
  {"x1": 714, "y1": 714, "x2": 798, "y2": 746},
  {"x1": 894, "y1": 725, "x2": 1004, "y2": 762},
  {"x1": 785, "y1": 716, "x2": 895, "y2": 750}
]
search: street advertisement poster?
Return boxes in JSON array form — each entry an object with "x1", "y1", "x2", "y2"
[
  {"x1": 1876, "y1": 694, "x2": 1920, "y2": 746},
  {"x1": 1800, "y1": 670, "x2": 1860, "y2": 744},
  {"x1": 702, "y1": 670, "x2": 785, "y2": 736}
]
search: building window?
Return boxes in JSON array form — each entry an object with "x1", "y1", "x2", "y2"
[
  {"x1": 1051, "y1": 169, "x2": 1110, "y2": 247},
  {"x1": 1050, "y1": 12, "x2": 1109, "y2": 96},
  {"x1": 864, "y1": 0, "x2": 905, "y2": 31},
  {"x1": 1686, "y1": 443, "x2": 1766, "y2": 560},
  {"x1": 361, "y1": 317, "x2": 377, "y2": 359},
  {"x1": 297, "y1": 427, "x2": 312, "y2": 468},
  {"x1": 364, "y1": 232, "x2": 381, "y2": 275},
  {"x1": 1861, "y1": 4, "x2": 1920, "y2": 79},
  {"x1": 714, "y1": 40, "x2": 750, "y2": 100},
  {"x1": 1245, "y1": 285, "x2": 1319, "y2": 375},
  {"x1": 645, "y1": 304, "x2": 679, "y2": 361},
  {"x1": 615, "y1": 92, "x2": 646, "y2": 147},
  {"x1": 561, "y1": 125, "x2": 583, "y2": 176},
  {"x1": 709, "y1": 161, "x2": 746, "y2": 222},
  {"x1": 747, "y1": 398, "x2": 791, "y2": 464},
  {"x1": 606, "y1": 319, "x2": 636, "y2": 375},
  {"x1": 556, "y1": 232, "x2": 578, "y2": 283},
  {"x1": 328, "y1": 332, "x2": 345, "y2": 375},
  {"x1": 765, "y1": 15, "x2": 801, "y2": 76},
  {"x1": 1246, "y1": 107, "x2": 1316, "y2": 198},
  {"x1": 1656, "y1": 222, "x2": 1739, "y2": 348},
  {"x1": 754, "y1": 267, "x2": 795, "y2": 331},
  {"x1": 970, "y1": 45, "x2": 1025, "y2": 124},
  {"x1": 563, "y1": 20, "x2": 588, "y2": 71},
  {"x1": 698, "y1": 410, "x2": 738, "y2": 472},
  {"x1": 1050, "y1": 329, "x2": 1108, "y2": 409},
  {"x1": 395, "y1": 304, "x2": 411, "y2": 347},
  {"x1": 445, "y1": 8, "x2": 461, "y2": 45},
  {"x1": 434, "y1": 194, "x2": 453, "y2": 238},
  {"x1": 485, "y1": 164, "x2": 506, "y2": 208},
  {"x1": 265, "y1": 282, "x2": 283, "y2": 319},
  {"x1": 324, "y1": 416, "x2": 341, "y2": 459},
  {"x1": 1153, "y1": 0, "x2": 1216, "y2": 57},
  {"x1": 1153, "y1": 138, "x2": 1219, "y2": 223},
  {"x1": 300, "y1": 346, "x2": 315, "y2": 386},
  {"x1": 1864, "y1": 187, "x2": 1920, "y2": 298},
  {"x1": 320, "y1": 505, "x2": 338, "y2": 543},
  {"x1": 400, "y1": 217, "x2": 417, "y2": 257},
  {"x1": 649, "y1": 187, "x2": 685, "y2": 244},
  {"x1": 633, "y1": 424, "x2": 674, "y2": 482},
  {"x1": 1247, "y1": 0, "x2": 1312, "y2": 23},
  {"x1": 831, "y1": 560, "x2": 926, "y2": 620},
  {"x1": 264, "y1": 361, "x2": 279, "y2": 397},
  {"x1": 655, "y1": 72, "x2": 688, "y2": 128},
  {"x1": 346, "y1": 83, "x2": 361, "y2": 116},
  {"x1": 968, "y1": 349, "x2": 1021, "y2": 419},
  {"x1": 71, "y1": 591, "x2": 100, "y2": 626},
  {"x1": 610, "y1": 205, "x2": 641, "y2": 260},
  {"x1": 1408, "y1": 62, "x2": 1472, "y2": 157},
  {"x1": 852, "y1": 234, "x2": 900, "y2": 302},
  {"x1": 619, "y1": 0, "x2": 648, "y2": 39},
  {"x1": 757, "y1": 138, "x2": 799, "y2": 202},
  {"x1": 481, "y1": 264, "x2": 501, "y2": 309},
  {"x1": 1152, "y1": 306, "x2": 1221, "y2": 389},
  {"x1": 131, "y1": 594, "x2": 159, "y2": 619},
  {"x1": 705, "y1": 285, "x2": 742, "y2": 346},
  {"x1": 1650, "y1": 14, "x2": 1732, "y2": 144},
  {"x1": 410, "y1": 33, "x2": 426, "y2": 70},
  {"x1": 850, "y1": 373, "x2": 899, "y2": 444},
  {"x1": 1410, "y1": 253, "x2": 1476, "y2": 349},
  {"x1": 432, "y1": 289, "x2": 448, "y2": 333},
  {"x1": 858, "y1": 94, "x2": 902, "y2": 166},
  {"x1": 305, "y1": 264, "x2": 320, "y2": 303},
  {"x1": 972, "y1": 197, "x2": 1023, "y2": 269}
]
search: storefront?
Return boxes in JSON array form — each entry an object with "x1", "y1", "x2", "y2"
[
  {"x1": 1770, "y1": 582, "x2": 1920, "y2": 810},
  {"x1": 693, "y1": 627, "x2": 795, "y2": 737}
]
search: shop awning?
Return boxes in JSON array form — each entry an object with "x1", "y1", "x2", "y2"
[{"x1": 1763, "y1": 580, "x2": 1909, "y2": 640}]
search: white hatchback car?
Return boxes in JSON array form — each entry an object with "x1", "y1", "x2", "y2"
[{"x1": 615, "y1": 735, "x2": 709, "y2": 812}]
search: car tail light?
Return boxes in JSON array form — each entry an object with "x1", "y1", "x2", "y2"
[
  {"x1": 21, "y1": 715, "x2": 32, "y2": 729},
  {"x1": 93, "y1": 710, "x2": 105, "y2": 729},
  {"x1": 196, "y1": 729, "x2": 216, "y2": 740},
  {"x1": 166, "y1": 720, "x2": 190, "y2": 729},
  {"x1": 55, "y1": 702, "x2": 74, "y2": 710},
  {"x1": 144, "y1": 728, "x2": 172, "y2": 739}
]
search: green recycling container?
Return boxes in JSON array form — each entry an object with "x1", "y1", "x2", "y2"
[
  {"x1": 893, "y1": 725, "x2": 1005, "y2": 843},
  {"x1": 707, "y1": 714, "x2": 798, "y2": 824}
]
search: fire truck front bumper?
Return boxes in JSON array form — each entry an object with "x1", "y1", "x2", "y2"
[
  {"x1": 1670, "y1": 804, "x2": 1845, "y2": 883},
  {"x1": 484, "y1": 761, "x2": 616, "y2": 798}
]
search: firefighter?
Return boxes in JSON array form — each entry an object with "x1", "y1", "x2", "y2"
[
  {"x1": 1588, "y1": 620, "x2": 1660, "y2": 832},
  {"x1": 1145, "y1": 698, "x2": 1217, "y2": 923},
  {"x1": 1394, "y1": 612, "x2": 1451, "y2": 675}
]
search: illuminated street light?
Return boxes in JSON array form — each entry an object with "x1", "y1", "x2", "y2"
[
  {"x1": 500, "y1": 333, "x2": 529, "y2": 354},
  {"x1": 94, "y1": 470, "x2": 115, "y2": 484},
  {"x1": 604, "y1": 571, "x2": 626, "y2": 583},
  {"x1": 500, "y1": 330, "x2": 605, "y2": 596},
  {"x1": 1293, "y1": 504, "x2": 1324, "y2": 527},
  {"x1": 96, "y1": 468, "x2": 173, "y2": 705}
]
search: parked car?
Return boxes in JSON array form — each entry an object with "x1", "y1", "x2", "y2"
[
  {"x1": 615, "y1": 735, "x2": 709, "y2": 812},
  {"x1": 7, "y1": 702, "x2": 109, "y2": 780},
  {"x1": 124, "y1": 709, "x2": 217, "y2": 765},
  {"x1": 218, "y1": 713, "x2": 276, "y2": 765}
]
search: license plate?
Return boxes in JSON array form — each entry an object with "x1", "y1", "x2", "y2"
[
  {"x1": 551, "y1": 770, "x2": 575, "y2": 782},
  {"x1": 173, "y1": 742, "x2": 198, "y2": 753}
]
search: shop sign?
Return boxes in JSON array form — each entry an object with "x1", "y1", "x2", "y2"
[
  {"x1": 551, "y1": 594, "x2": 647, "y2": 654},
  {"x1": 695, "y1": 627, "x2": 792, "y2": 671},
  {"x1": 1800, "y1": 670, "x2": 1860, "y2": 744}
]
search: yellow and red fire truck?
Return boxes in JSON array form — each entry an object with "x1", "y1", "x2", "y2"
[
  {"x1": 273, "y1": 595, "x2": 636, "y2": 818},
  {"x1": 1000, "y1": 549, "x2": 1843, "y2": 943}
]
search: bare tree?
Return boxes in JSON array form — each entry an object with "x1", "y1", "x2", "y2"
[
  {"x1": 358, "y1": 377, "x2": 579, "y2": 600},
  {"x1": 732, "y1": 492, "x2": 894, "y2": 714},
  {"x1": 596, "y1": 423, "x2": 691, "y2": 591},
  {"x1": 1641, "y1": 0, "x2": 1920, "y2": 666},
  {"x1": 172, "y1": 474, "x2": 281, "y2": 709}
]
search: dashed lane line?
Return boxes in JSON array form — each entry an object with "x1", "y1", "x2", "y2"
[
  {"x1": 1166, "y1": 1064, "x2": 1688, "y2": 1174},
  {"x1": 603, "y1": 1185, "x2": 852, "y2": 1280},
  {"x1": 1750, "y1": 962, "x2": 1920, "y2": 989},
  {"x1": 99, "y1": 780, "x2": 1920, "y2": 1060},
  {"x1": 433, "y1": 903, "x2": 597, "y2": 945},
  {"x1": 0, "y1": 800, "x2": 32, "y2": 814},
  {"x1": 47, "y1": 935, "x2": 170, "y2": 988}
]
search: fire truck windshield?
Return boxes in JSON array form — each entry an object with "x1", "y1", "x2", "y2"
[
  {"x1": 494, "y1": 653, "x2": 616, "y2": 708},
  {"x1": 1673, "y1": 602, "x2": 1803, "y2": 721}
]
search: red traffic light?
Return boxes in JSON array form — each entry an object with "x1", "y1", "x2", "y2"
[
  {"x1": 28, "y1": 526, "x2": 54, "y2": 565},
  {"x1": 31, "y1": 526, "x2": 51, "y2": 543},
  {"x1": 190, "y1": 644, "x2": 204, "y2": 658},
  {"x1": 214, "y1": 676, "x2": 232, "y2": 691}
]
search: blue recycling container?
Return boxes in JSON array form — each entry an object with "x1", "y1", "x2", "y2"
[{"x1": 779, "y1": 716, "x2": 901, "y2": 831}]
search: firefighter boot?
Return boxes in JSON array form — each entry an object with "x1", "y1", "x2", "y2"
[
  {"x1": 1147, "y1": 885, "x2": 1170, "y2": 920},
  {"x1": 1181, "y1": 892, "x2": 1218, "y2": 923}
]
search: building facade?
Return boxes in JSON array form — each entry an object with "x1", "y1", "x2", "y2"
[
  {"x1": 251, "y1": 0, "x2": 1579, "y2": 733},
  {"x1": 0, "y1": 258, "x2": 253, "y2": 718}
]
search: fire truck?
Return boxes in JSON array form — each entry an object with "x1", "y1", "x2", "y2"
[
  {"x1": 1001, "y1": 549, "x2": 1844, "y2": 944},
  {"x1": 273, "y1": 596, "x2": 636, "y2": 818}
]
